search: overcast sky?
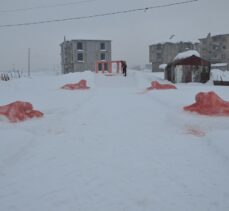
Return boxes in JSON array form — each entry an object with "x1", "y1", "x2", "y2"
[{"x1": 0, "y1": 0, "x2": 229, "y2": 72}]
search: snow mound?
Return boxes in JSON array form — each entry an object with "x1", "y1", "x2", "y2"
[
  {"x1": 0, "y1": 101, "x2": 43, "y2": 123},
  {"x1": 147, "y1": 81, "x2": 177, "y2": 90},
  {"x1": 184, "y1": 91, "x2": 229, "y2": 116},
  {"x1": 61, "y1": 79, "x2": 90, "y2": 90},
  {"x1": 174, "y1": 50, "x2": 200, "y2": 61}
]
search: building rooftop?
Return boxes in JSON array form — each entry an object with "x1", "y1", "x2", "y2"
[{"x1": 173, "y1": 50, "x2": 200, "y2": 61}]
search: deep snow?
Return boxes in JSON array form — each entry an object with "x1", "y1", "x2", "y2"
[{"x1": 0, "y1": 70, "x2": 229, "y2": 211}]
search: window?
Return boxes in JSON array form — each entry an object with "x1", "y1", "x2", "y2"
[
  {"x1": 156, "y1": 44, "x2": 162, "y2": 50},
  {"x1": 100, "y1": 42, "x2": 105, "y2": 50},
  {"x1": 100, "y1": 53, "x2": 106, "y2": 60},
  {"x1": 156, "y1": 53, "x2": 162, "y2": 59},
  {"x1": 77, "y1": 42, "x2": 83, "y2": 50},
  {"x1": 77, "y1": 53, "x2": 84, "y2": 62},
  {"x1": 98, "y1": 63, "x2": 102, "y2": 71},
  {"x1": 212, "y1": 45, "x2": 218, "y2": 50},
  {"x1": 98, "y1": 63, "x2": 108, "y2": 71}
]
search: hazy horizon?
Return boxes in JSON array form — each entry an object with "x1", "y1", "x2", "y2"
[{"x1": 1, "y1": 0, "x2": 229, "y2": 72}]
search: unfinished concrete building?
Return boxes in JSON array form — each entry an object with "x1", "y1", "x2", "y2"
[
  {"x1": 149, "y1": 42, "x2": 199, "y2": 72},
  {"x1": 199, "y1": 33, "x2": 229, "y2": 69},
  {"x1": 60, "y1": 38, "x2": 112, "y2": 74}
]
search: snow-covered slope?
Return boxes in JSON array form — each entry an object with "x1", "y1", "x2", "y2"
[{"x1": 0, "y1": 70, "x2": 229, "y2": 211}]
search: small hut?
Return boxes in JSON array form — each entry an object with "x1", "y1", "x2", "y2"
[{"x1": 165, "y1": 50, "x2": 211, "y2": 83}]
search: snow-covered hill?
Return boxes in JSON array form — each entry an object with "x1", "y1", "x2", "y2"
[{"x1": 0, "y1": 70, "x2": 229, "y2": 211}]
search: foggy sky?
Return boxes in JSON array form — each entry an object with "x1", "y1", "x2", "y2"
[{"x1": 0, "y1": 0, "x2": 229, "y2": 72}]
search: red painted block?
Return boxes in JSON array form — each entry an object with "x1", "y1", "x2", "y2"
[
  {"x1": 147, "y1": 81, "x2": 177, "y2": 90},
  {"x1": 61, "y1": 80, "x2": 90, "y2": 90},
  {"x1": 0, "y1": 101, "x2": 43, "y2": 123},
  {"x1": 184, "y1": 91, "x2": 229, "y2": 116}
]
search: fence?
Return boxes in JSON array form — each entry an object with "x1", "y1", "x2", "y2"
[{"x1": 0, "y1": 70, "x2": 23, "y2": 81}]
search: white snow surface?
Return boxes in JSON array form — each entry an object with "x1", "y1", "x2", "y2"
[
  {"x1": 159, "y1": 64, "x2": 167, "y2": 70},
  {"x1": 211, "y1": 63, "x2": 228, "y2": 67},
  {"x1": 210, "y1": 69, "x2": 229, "y2": 81},
  {"x1": 173, "y1": 50, "x2": 200, "y2": 61},
  {"x1": 1, "y1": 70, "x2": 229, "y2": 211}
]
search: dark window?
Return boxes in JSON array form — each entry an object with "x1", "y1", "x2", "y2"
[
  {"x1": 156, "y1": 53, "x2": 162, "y2": 59},
  {"x1": 98, "y1": 63, "x2": 102, "y2": 71},
  {"x1": 212, "y1": 45, "x2": 218, "y2": 50},
  {"x1": 100, "y1": 43, "x2": 105, "y2": 50},
  {"x1": 98, "y1": 63, "x2": 108, "y2": 71},
  {"x1": 100, "y1": 53, "x2": 106, "y2": 60},
  {"x1": 77, "y1": 42, "x2": 83, "y2": 50},
  {"x1": 77, "y1": 53, "x2": 83, "y2": 61},
  {"x1": 156, "y1": 44, "x2": 162, "y2": 50}
]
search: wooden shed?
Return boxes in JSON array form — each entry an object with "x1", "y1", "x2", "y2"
[{"x1": 165, "y1": 51, "x2": 211, "y2": 83}]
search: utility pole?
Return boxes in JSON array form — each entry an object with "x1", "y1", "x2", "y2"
[{"x1": 28, "y1": 48, "x2": 30, "y2": 77}]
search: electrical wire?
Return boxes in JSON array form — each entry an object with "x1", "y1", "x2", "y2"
[
  {"x1": 0, "y1": 0, "x2": 199, "y2": 28},
  {"x1": 0, "y1": 0, "x2": 97, "y2": 13}
]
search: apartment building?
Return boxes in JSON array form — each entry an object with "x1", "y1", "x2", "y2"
[
  {"x1": 199, "y1": 33, "x2": 229, "y2": 68},
  {"x1": 149, "y1": 33, "x2": 229, "y2": 72},
  {"x1": 60, "y1": 38, "x2": 112, "y2": 74},
  {"x1": 149, "y1": 42, "x2": 199, "y2": 72}
]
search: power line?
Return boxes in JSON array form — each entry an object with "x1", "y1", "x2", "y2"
[
  {"x1": 0, "y1": 0, "x2": 199, "y2": 29},
  {"x1": 0, "y1": 0, "x2": 97, "y2": 13}
]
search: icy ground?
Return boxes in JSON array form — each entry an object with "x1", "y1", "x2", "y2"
[{"x1": 0, "y1": 70, "x2": 229, "y2": 211}]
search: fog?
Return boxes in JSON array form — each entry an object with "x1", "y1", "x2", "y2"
[{"x1": 0, "y1": 0, "x2": 228, "y2": 72}]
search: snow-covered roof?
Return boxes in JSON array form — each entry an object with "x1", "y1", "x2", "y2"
[
  {"x1": 159, "y1": 64, "x2": 167, "y2": 69},
  {"x1": 60, "y1": 34, "x2": 111, "y2": 44},
  {"x1": 173, "y1": 50, "x2": 200, "y2": 61},
  {"x1": 211, "y1": 63, "x2": 228, "y2": 67},
  {"x1": 153, "y1": 35, "x2": 200, "y2": 45}
]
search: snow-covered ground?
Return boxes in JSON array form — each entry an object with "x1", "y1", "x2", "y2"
[{"x1": 0, "y1": 70, "x2": 229, "y2": 211}]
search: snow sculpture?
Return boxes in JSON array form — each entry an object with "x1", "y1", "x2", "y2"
[
  {"x1": 0, "y1": 101, "x2": 43, "y2": 123},
  {"x1": 184, "y1": 91, "x2": 229, "y2": 116},
  {"x1": 147, "y1": 81, "x2": 177, "y2": 90},
  {"x1": 61, "y1": 80, "x2": 90, "y2": 90}
]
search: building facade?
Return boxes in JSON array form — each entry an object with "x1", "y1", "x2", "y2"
[
  {"x1": 149, "y1": 42, "x2": 199, "y2": 72},
  {"x1": 149, "y1": 34, "x2": 229, "y2": 73},
  {"x1": 60, "y1": 39, "x2": 112, "y2": 74},
  {"x1": 199, "y1": 33, "x2": 229, "y2": 67}
]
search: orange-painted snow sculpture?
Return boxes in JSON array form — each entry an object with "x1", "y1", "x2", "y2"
[
  {"x1": 0, "y1": 101, "x2": 43, "y2": 123},
  {"x1": 147, "y1": 81, "x2": 177, "y2": 90},
  {"x1": 61, "y1": 80, "x2": 90, "y2": 90},
  {"x1": 184, "y1": 91, "x2": 229, "y2": 116}
]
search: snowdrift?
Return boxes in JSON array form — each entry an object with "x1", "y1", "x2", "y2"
[
  {"x1": 0, "y1": 101, "x2": 43, "y2": 122},
  {"x1": 184, "y1": 91, "x2": 229, "y2": 116},
  {"x1": 147, "y1": 81, "x2": 177, "y2": 90},
  {"x1": 61, "y1": 79, "x2": 90, "y2": 90}
]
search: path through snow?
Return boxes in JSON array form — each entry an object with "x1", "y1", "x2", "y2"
[{"x1": 0, "y1": 71, "x2": 229, "y2": 211}]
